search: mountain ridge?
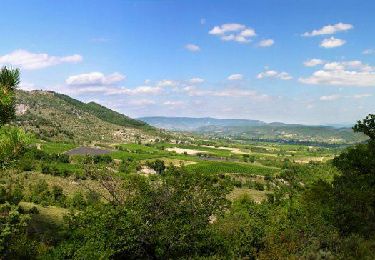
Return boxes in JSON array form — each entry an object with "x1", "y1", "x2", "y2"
[{"x1": 15, "y1": 90, "x2": 162, "y2": 144}]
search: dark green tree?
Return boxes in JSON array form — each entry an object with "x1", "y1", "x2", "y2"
[
  {"x1": 331, "y1": 114, "x2": 375, "y2": 236},
  {"x1": 0, "y1": 67, "x2": 20, "y2": 126}
]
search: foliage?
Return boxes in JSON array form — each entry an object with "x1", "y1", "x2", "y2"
[
  {"x1": 0, "y1": 126, "x2": 32, "y2": 167},
  {"x1": 51, "y1": 168, "x2": 232, "y2": 259},
  {"x1": 145, "y1": 159, "x2": 166, "y2": 174},
  {"x1": 0, "y1": 67, "x2": 20, "y2": 126}
]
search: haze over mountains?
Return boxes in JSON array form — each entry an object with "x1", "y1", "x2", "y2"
[
  {"x1": 139, "y1": 116, "x2": 350, "y2": 131},
  {"x1": 139, "y1": 116, "x2": 266, "y2": 131},
  {"x1": 140, "y1": 116, "x2": 365, "y2": 144}
]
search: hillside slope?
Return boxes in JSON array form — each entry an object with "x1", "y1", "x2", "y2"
[{"x1": 15, "y1": 90, "x2": 162, "y2": 144}]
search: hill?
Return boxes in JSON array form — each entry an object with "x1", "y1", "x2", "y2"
[
  {"x1": 139, "y1": 116, "x2": 366, "y2": 145},
  {"x1": 14, "y1": 90, "x2": 162, "y2": 144}
]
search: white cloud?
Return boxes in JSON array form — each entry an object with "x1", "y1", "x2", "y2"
[
  {"x1": 0, "y1": 49, "x2": 82, "y2": 70},
  {"x1": 353, "y1": 93, "x2": 372, "y2": 99},
  {"x1": 66, "y1": 72, "x2": 125, "y2": 86},
  {"x1": 257, "y1": 70, "x2": 292, "y2": 80},
  {"x1": 157, "y1": 79, "x2": 178, "y2": 87},
  {"x1": 163, "y1": 101, "x2": 184, "y2": 106},
  {"x1": 320, "y1": 93, "x2": 372, "y2": 101},
  {"x1": 363, "y1": 49, "x2": 375, "y2": 55},
  {"x1": 258, "y1": 39, "x2": 274, "y2": 47},
  {"x1": 299, "y1": 60, "x2": 375, "y2": 87},
  {"x1": 302, "y1": 22, "x2": 353, "y2": 37},
  {"x1": 19, "y1": 82, "x2": 38, "y2": 91},
  {"x1": 129, "y1": 99, "x2": 156, "y2": 106},
  {"x1": 113, "y1": 86, "x2": 162, "y2": 95},
  {"x1": 200, "y1": 18, "x2": 206, "y2": 25},
  {"x1": 227, "y1": 74, "x2": 244, "y2": 80},
  {"x1": 320, "y1": 37, "x2": 346, "y2": 48},
  {"x1": 304, "y1": 59, "x2": 324, "y2": 67},
  {"x1": 189, "y1": 77, "x2": 205, "y2": 84},
  {"x1": 182, "y1": 86, "x2": 268, "y2": 100},
  {"x1": 320, "y1": 95, "x2": 341, "y2": 101},
  {"x1": 185, "y1": 44, "x2": 201, "y2": 52},
  {"x1": 209, "y1": 23, "x2": 256, "y2": 43}
]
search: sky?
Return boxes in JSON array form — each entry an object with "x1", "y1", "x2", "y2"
[{"x1": 0, "y1": 0, "x2": 374, "y2": 125}]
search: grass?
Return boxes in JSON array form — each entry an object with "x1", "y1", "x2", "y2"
[
  {"x1": 40, "y1": 141, "x2": 77, "y2": 154},
  {"x1": 19, "y1": 201, "x2": 69, "y2": 224},
  {"x1": 184, "y1": 161, "x2": 279, "y2": 176},
  {"x1": 228, "y1": 188, "x2": 271, "y2": 203}
]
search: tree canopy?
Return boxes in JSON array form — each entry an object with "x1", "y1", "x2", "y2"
[{"x1": 0, "y1": 67, "x2": 20, "y2": 126}]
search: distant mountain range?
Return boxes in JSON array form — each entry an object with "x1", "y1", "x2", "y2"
[
  {"x1": 138, "y1": 116, "x2": 266, "y2": 131},
  {"x1": 139, "y1": 116, "x2": 365, "y2": 145},
  {"x1": 138, "y1": 116, "x2": 351, "y2": 130}
]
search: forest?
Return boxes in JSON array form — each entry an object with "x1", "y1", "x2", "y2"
[{"x1": 1, "y1": 66, "x2": 375, "y2": 259}]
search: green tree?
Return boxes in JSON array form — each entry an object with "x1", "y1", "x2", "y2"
[
  {"x1": 51, "y1": 168, "x2": 232, "y2": 259},
  {"x1": 331, "y1": 114, "x2": 375, "y2": 236},
  {"x1": 0, "y1": 67, "x2": 20, "y2": 126}
]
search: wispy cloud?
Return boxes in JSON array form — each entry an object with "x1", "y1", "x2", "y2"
[
  {"x1": 189, "y1": 77, "x2": 205, "y2": 84},
  {"x1": 320, "y1": 94, "x2": 341, "y2": 101},
  {"x1": 363, "y1": 49, "x2": 375, "y2": 55},
  {"x1": 302, "y1": 22, "x2": 353, "y2": 37},
  {"x1": 227, "y1": 74, "x2": 243, "y2": 80},
  {"x1": 258, "y1": 39, "x2": 274, "y2": 47},
  {"x1": 185, "y1": 44, "x2": 201, "y2": 52},
  {"x1": 0, "y1": 49, "x2": 82, "y2": 70}
]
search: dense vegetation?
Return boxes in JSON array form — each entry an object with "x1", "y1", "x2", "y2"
[
  {"x1": 55, "y1": 93, "x2": 152, "y2": 129},
  {"x1": 1, "y1": 68, "x2": 374, "y2": 259},
  {"x1": 15, "y1": 90, "x2": 162, "y2": 143}
]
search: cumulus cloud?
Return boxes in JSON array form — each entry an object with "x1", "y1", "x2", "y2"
[
  {"x1": 320, "y1": 37, "x2": 346, "y2": 48},
  {"x1": 0, "y1": 49, "x2": 82, "y2": 70},
  {"x1": 302, "y1": 22, "x2": 353, "y2": 37},
  {"x1": 185, "y1": 44, "x2": 201, "y2": 52},
  {"x1": 189, "y1": 77, "x2": 205, "y2": 84},
  {"x1": 209, "y1": 23, "x2": 256, "y2": 43},
  {"x1": 299, "y1": 60, "x2": 375, "y2": 87},
  {"x1": 66, "y1": 72, "x2": 125, "y2": 86},
  {"x1": 258, "y1": 39, "x2": 274, "y2": 47},
  {"x1": 227, "y1": 74, "x2": 244, "y2": 80},
  {"x1": 257, "y1": 70, "x2": 292, "y2": 80},
  {"x1": 304, "y1": 59, "x2": 324, "y2": 67}
]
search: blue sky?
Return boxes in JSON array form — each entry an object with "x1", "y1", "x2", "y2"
[{"x1": 1, "y1": 0, "x2": 374, "y2": 124}]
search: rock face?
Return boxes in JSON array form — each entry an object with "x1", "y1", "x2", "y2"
[{"x1": 15, "y1": 104, "x2": 29, "y2": 115}]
